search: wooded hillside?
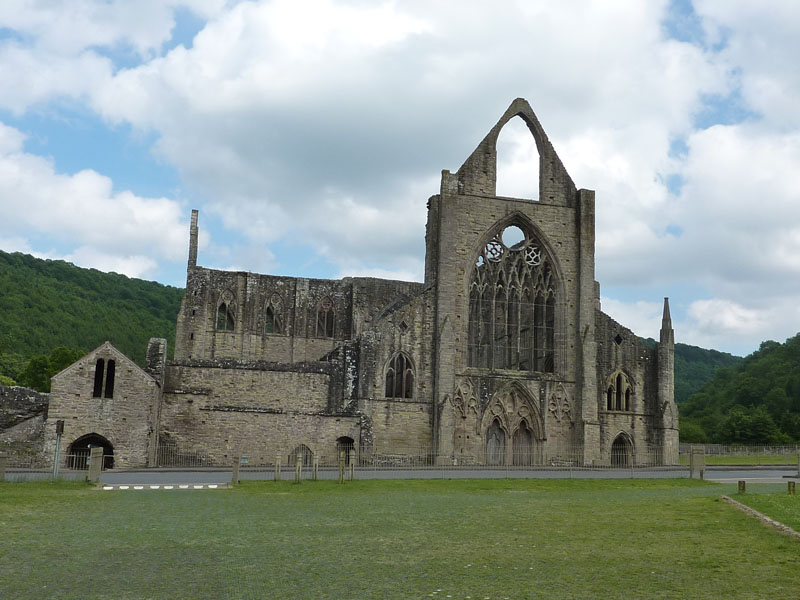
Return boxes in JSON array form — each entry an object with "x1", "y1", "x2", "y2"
[
  {"x1": 680, "y1": 335, "x2": 800, "y2": 444},
  {"x1": 0, "y1": 250, "x2": 184, "y2": 389}
]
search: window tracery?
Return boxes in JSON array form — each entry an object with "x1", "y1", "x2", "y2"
[
  {"x1": 216, "y1": 290, "x2": 236, "y2": 331},
  {"x1": 385, "y1": 352, "x2": 414, "y2": 399},
  {"x1": 606, "y1": 371, "x2": 633, "y2": 412},
  {"x1": 468, "y1": 224, "x2": 556, "y2": 371},
  {"x1": 316, "y1": 296, "x2": 335, "y2": 338},
  {"x1": 265, "y1": 293, "x2": 284, "y2": 335}
]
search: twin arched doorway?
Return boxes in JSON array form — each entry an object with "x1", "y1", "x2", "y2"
[
  {"x1": 67, "y1": 433, "x2": 114, "y2": 469},
  {"x1": 485, "y1": 418, "x2": 538, "y2": 466}
]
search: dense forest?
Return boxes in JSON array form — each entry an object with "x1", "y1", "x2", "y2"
[
  {"x1": 0, "y1": 250, "x2": 184, "y2": 390},
  {"x1": 680, "y1": 335, "x2": 800, "y2": 444}
]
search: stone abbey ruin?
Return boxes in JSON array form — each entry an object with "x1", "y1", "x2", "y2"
[{"x1": 10, "y1": 98, "x2": 679, "y2": 469}]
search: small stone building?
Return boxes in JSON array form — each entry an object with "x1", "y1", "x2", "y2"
[{"x1": 43, "y1": 99, "x2": 678, "y2": 468}]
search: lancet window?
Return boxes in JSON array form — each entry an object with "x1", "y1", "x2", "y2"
[
  {"x1": 216, "y1": 302, "x2": 235, "y2": 331},
  {"x1": 316, "y1": 297, "x2": 335, "y2": 338},
  {"x1": 265, "y1": 293, "x2": 284, "y2": 335},
  {"x1": 468, "y1": 224, "x2": 556, "y2": 372},
  {"x1": 606, "y1": 371, "x2": 633, "y2": 411},
  {"x1": 385, "y1": 352, "x2": 414, "y2": 399}
]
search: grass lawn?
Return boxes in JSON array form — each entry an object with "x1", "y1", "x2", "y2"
[
  {"x1": 2, "y1": 478, "x2": 799, "y2": 599},
  {"x1": 679, "y1": 453, "x2": 799, "y2": 466},
  {"x1": 734, "y1": 491, "x2": 800, "y2": 532}
]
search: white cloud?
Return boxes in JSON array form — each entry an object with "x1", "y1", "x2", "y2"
[{"x1": 0, "y1": 121, "x2": 187, "y2": 280}]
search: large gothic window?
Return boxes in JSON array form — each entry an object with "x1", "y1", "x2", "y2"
[
  {"x1": 216, "y1": 302, "x2": 235, "y2": 330},
  {"x1": 468, "y1": 224, "x2": 556, "y2": 372},
  {"x1": 385, "y1": 352, "x2": 414, "y2": 399}
]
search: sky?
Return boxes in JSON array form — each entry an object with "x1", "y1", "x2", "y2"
[{"x1": 1, "y1": 0, "x2": 799, "y2": 357}]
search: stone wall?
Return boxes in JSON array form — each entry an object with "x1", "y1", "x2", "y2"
[
  {"x1": 42, "y1": 342, "x2": 158, "y2": 468},
  {"x1": 0, "y1": 384, "x2": 48, "y2": 461}
]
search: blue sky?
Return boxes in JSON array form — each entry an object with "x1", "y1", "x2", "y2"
[{"x1": 1, "y1": 0, "x2": 800, "y2": 356}]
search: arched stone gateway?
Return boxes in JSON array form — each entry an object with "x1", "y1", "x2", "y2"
[
  {"x1": 336, "y1": 436, "x2": 355, "y2": 465},
  {"x1": 289, "y1": 444, "x2": 314, "y2": 467},
  {"x1": 610, "y1": 433, "x2": 633, "y2": 467},
  {"x1": 67, "y1": 433, "x2": 114, "y2": 470}
]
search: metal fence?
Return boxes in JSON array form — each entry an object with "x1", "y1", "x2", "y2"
[{"x1": 678, "y1": 443, "x2": 800, "y2": 457}]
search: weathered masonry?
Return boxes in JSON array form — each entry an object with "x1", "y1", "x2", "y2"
[{"x1": 43, "y1": 99, "x2": 678, "y2": 468}]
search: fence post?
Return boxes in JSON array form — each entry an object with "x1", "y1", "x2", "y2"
[
  {"x1": 312, "y1": 456, "x2": 318, "y2": 481},
  {"x1": 738, "y1": 480, "x2": 746, "y2": 494},
  {"x1": 348, "y1": 449, "x2": 354, "y2": 481},
  {"x1": 295, "y1": 453, "x2": 302, "y2": 483},
  {"x1": 232, "y1": 456, "x2": 240, "y2": 485},
  {"x1": 0, "y1": 452, "x2": 7, "y2": 482},
  {"x1": 274, "y1": 454, "x2": 281, "y2": 482},
  {"x1": 86, "y1": 447, "x2": 103, "y2": 482},
  {"x1": 338, "y1": 450, "x2": 345, "y2": 484},
  {"x1": 789, "y1": 481, "x2": 796, "y2": 496}
]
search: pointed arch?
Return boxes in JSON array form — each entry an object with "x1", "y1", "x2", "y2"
[
  {"x1": 467, "y1": 214, "x2": 563, "y2": 373},
  {"x1": 485, "y1": 419, "x2": 506, "y2": 466},
  {"x1": 385, "y1": 351, "x2": 415, "y2": 399},
  {"x1": 315, "y1": 296, "x2": 335, "y2": 338},
  {"x1": 265, "y1": 293, "x2": 284, "y2": 335},
  {"x1": 496, "y1": 115, "x2": 540, "y2": 200},
  {"x1": 67, "y1": 432, "x2": 114, "y2": 470},
  {"x1": 216, "y1": 289, "x2": 237, "y2": 331},
  {"x1": 611, "y1": 432, "x2": 634, "y2": 467},
  {"x1": 605, "y1": 370, "x2": 634, "y2": 412}
]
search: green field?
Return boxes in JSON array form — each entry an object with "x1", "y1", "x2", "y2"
[
  {"x1": 1, "y1": 479, "x2": 799, "y2": 599},
  {"x1": 678, "y1": 453, "x2": 799, "y2": 466}
]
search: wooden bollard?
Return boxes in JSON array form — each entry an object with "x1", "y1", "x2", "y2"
[
  {"x1": 789, "y1": 481, "x2": 796, "y2": 496},
  {"x1": 295, "y1": 453, "x2": 302, "y2": 483},
  {"x1": 274, "y1": 454, "x2": 282, "y2": 482},
  {"x1": 312, "y1": 456, "x2": 318, "y2": 481},
  {"x1": 0, "y1": 452, "x2": 7, "y2": 482},
  {"x1": 338, "y1": 450, "x2": 345, "y2": 484},
  {"x1": 738, "y1": 480, "x2": 746, "y2": 494},
  {"x1": 232, "y1": 456, "x2": 240, "y2": 485}
]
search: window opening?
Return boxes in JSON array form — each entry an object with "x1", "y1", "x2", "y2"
[
  {"x1": 385, "y1": 352, "x2": 414, "y2": 398},
  {"x1": 611, "y1": 434, "x2": 632, "y2": 467},
  {"x1": 265, "y1": 293, "x2": 284, "y2": 335},
  {"x1": 216, "y1": 302, "x2": 235, "y2": 331},
  {"x1": 336, "y1": 436, "x2": 355, "y2": 465},
  {"x1": 316, "y1": 297, "x2": 335, "y2": 338},
  {"x1": 625, "y1": 388, "x2": 631, "y2": 411},
  {"x1": 606, "y1": 387, "x2": 613, "y2": 411},
  {"x1": 495, "y1": 116, "x2": 540, "y2": 200},
  {"x1": 104, "y1": 360, "x2": 115, "y2": 399},
  {"x1": 616, "y1": 373, "x2": 623, "y2": 410},
  {"x1": 67, "y1": 433, "x2": 114, "y2": 470},
  {"x1": 92, "y1": 359, "x2": 104, "y2": 398},
  {"x1": 468, "y1": 224, "x2": 555, "y2": 372}
]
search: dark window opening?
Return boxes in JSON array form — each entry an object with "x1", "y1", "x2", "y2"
[
  {"x1": 103, "y1": 360, "x2": 115, "y2": 399},
  {"x1": 512, "y1": 421, "x2": 533, "y2": 466},
  {"x1": 616, "y1": 373, "x2": 623, "y2": 410},
  {"x1": 385, "y1": 352, "x2": 414, "y2": 398},
  {"x1": 611, "y1": 434, "x2": 632, "y2": 467},
  {"x1": 216, "y1": 302, "x2": 235, "y2": 331},
  {"x1": 92, "y1": 359, "x2": 104, "y2": 398},
  {"x1": 606, "y1": 387, "x2": 613, "y2": 411},
  {"x1": 265, "y1": 294, "x2": 284, "y2": 335},
  {"x1": 625, "y1": 388, "x2": 631, "y2": 411},
  {"x1": 614, "y1": 334, "x2": 623, "y2": 345}
]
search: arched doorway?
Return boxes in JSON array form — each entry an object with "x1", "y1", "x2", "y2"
[
  {"x1": 611, "y1": 434, "x2": 632, "y2": 467},
  {"x1": 336, "y1": 436, "x2": 355, "y2": 465},
  {"x1": 67, "y1": 433, "x2": 114, "y2": 470},
  {"x1": 289, "y1": 444, "x2": 314, "y2": 467},
  {"x1": 512, "y1": 421, "x2": 533, "y2": 466},
  {"x1": 485, "y1": 419, "x2": 505, "y2": 466}
]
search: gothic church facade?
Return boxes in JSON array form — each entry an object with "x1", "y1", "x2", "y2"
[{"x1": 43, "y1": 99, "x2": 678, "y2": 468}]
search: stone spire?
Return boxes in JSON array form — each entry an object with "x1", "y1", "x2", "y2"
[{"x1": 660, "y1": 297, "x2": 674, "y2": 345}]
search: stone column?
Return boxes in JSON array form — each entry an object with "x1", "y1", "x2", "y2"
[{"x1": 232, "y1": 456, "x2": 240, "y2": 485}]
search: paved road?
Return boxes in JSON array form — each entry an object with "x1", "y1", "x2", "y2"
[
  {"x1": 8, "y1": 465, "x2": 797, "y2": 484},
  {"x1": 92, "y1": 465, "x2": 797, "y2": 485}
]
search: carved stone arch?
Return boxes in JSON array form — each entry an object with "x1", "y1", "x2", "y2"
[
  {"x1": 605, "y1": 369, "x2": 635, "y2": 411},
  {"x1": 480, "y1": 382, "x2": 543, "y2": 442},
  {"x1": 451, "y1": 98, "x2": 577, "y2": 199},
  {"x1": 452, "y1": 378, "x2": 478, "y2": 418},
  {"x1": 215, "y1": 288, "x2": 237, "y2": 331},
  {"x1": 384, "y1": 351, "x2": 415, "y2": 399},
  {"x1": 265, "y1": 292, "x2": 284, "y2": 335},
  {"x1": 610, "y1": 431, "x2": 635, "y2": 467},
  {"x1": 548, "y1": 383, "x2": 573, "y2": 424}
]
